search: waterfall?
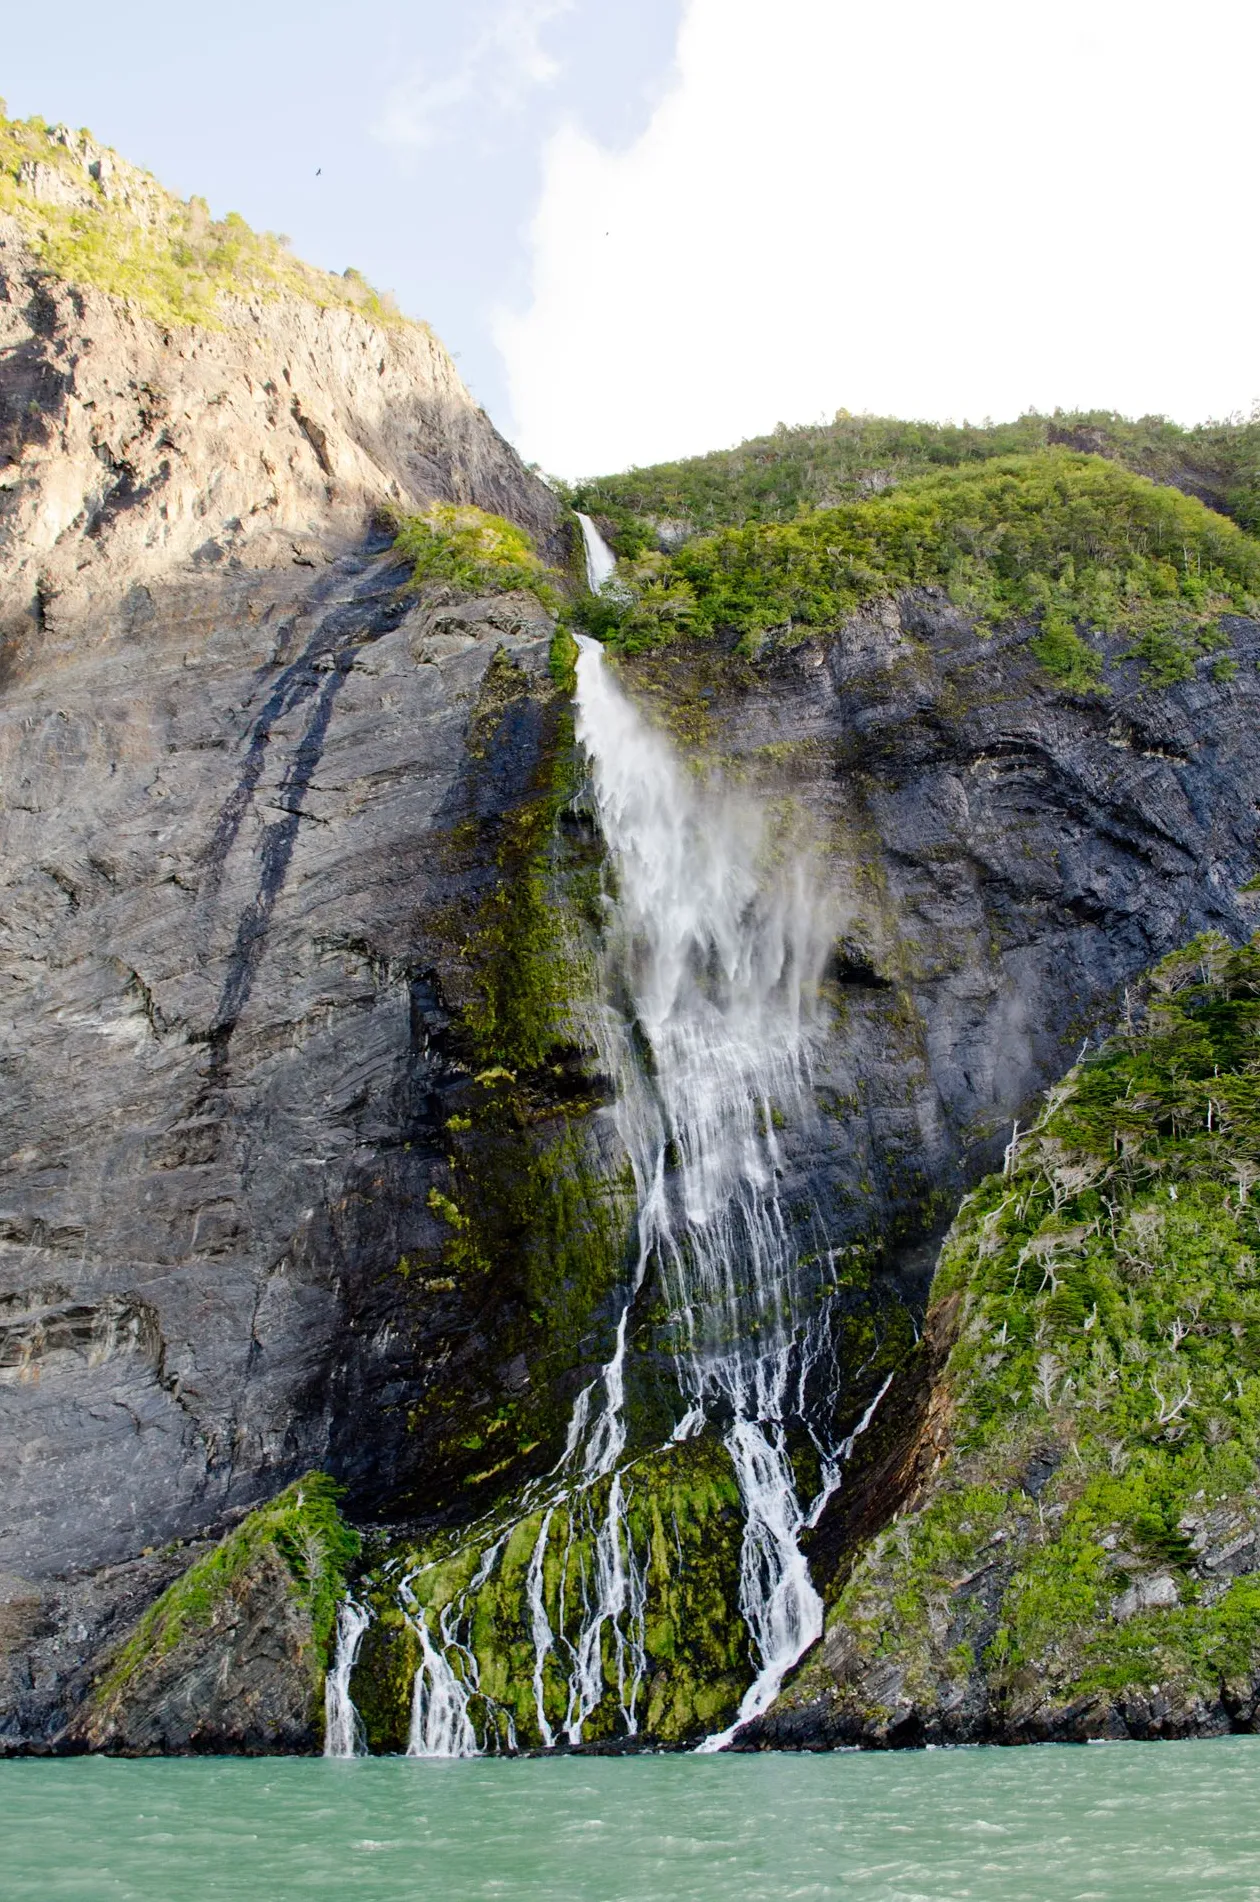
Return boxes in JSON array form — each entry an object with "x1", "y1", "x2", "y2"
[
  {"x1": 572, "y1": 634, "x2": 841, "y2": 1747},
  {"x1": 576, "y1": 512, "x2": 618, "y2": 593},
  {"x1": 323, "y1": 1598, "x2": 370, "y2": 1758},
  {"x1": 389, "y1": 626, "x2": 885, "y2": 1755},
  {"x1": 408, "y1": 1611, "x2": 482, "y2": 1758}
]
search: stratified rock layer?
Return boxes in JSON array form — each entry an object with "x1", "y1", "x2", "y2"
[{"x1": 5, "y1": 195, "x2": 1260, "y2": 1750}]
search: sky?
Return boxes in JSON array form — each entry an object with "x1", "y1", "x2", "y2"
[{"x1": 4, "y1": 0, "x2": 1258, "y2": 477}]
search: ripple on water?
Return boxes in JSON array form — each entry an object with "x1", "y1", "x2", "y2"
[{"x1": 4, "y1": 1740, "x2": 1260, "y2": 1902}]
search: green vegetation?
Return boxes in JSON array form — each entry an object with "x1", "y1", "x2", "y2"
[
  {"x1": 570, "y1": 407, "x2": 1260, "y2": 540},
  {"x1": 802, "y1": 933, "x2": 1260, "y2": 1729},
  {"x1": 457, "y1": 650, "x2": 587, "y2": 1075},
  {"x1": 0, "y1": 108, "x2": 404, "y2": 329},
  {"x1": 574, "y1": 453, "x2": 1260, "y2": 687},
  {"x1": 397, "y1": 647, "x2": 639, "y2": 1509},
  {"x1": 354, "y1": 1436, "x2": 749, "y2": 1750},
  {"x1": 95, "y1": 1475, "x2": 360, "y2": 1704},
  {"x1": 393, "y1": 505, "x2": 559, "y2": 610}
]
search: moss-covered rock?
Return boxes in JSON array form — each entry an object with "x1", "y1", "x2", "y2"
[
  {"x1": 751, "y1": 933, "x2": 1260, "y2": 1746},
  {"x1": 376, "y1": 639, "x2": 642, "y2": 1518},
  {"x1": 353, "y1": 1435, "x2": 749, "y2": 1751},
  {"x1": 70, "y1": 1476, "x2": 359, "y2": 1754}
]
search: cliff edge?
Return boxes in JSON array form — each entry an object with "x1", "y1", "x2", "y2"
[{"x1": 0, "y1": 112, "x2": 558, "y2": 655}]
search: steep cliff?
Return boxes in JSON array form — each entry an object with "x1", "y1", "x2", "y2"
[
  {"x1": 5, "y1": 109, "x2": 1260, "y2": 1758},
  {"x1": 0, "y1": 115, "x2": 559, "y2": 652},
  {"x1": 0, "y1": 114, "x2": 581, "y2": 1749}
]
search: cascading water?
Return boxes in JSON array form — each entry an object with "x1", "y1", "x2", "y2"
[
  {"x1": 572, "y1": 631, "x2": 851, "y2": 1748},
  {"x1": 323, "y1": 1599, "x2": 370, "y2": 1758},
  {"x1": 387, "y1": 519, "x2": 891, "y2": 1755},
  {"x1": 576, "y1": 511, "x2": 618, "y2": 594}
]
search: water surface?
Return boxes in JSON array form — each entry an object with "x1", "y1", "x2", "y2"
[{"x1": 6, "y1": 1739, "x2": 1260, "y2": 1901}]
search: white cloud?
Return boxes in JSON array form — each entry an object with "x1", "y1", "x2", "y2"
[
  {"x1": 376, "y1": 0, "x2": 573, "y2": 156},
  {"x1": 498, "y1": 0, "x2": 1260, "y2": 475}
]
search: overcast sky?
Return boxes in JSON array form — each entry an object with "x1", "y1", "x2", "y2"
[{"x1": 4, "y1": 0, "x2": 1258, "y2": 477}]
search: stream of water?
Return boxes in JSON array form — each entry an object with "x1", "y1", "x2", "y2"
[
  {"x1": 9, "y1": 1742, "x2": 1260, "y2": 1901},
  {"x1": 571, "y1": 622, "x2": 840, "y2": 1748},
  {"x1": 329, "y1": 518, "x2": 876, "y2": 1757}
]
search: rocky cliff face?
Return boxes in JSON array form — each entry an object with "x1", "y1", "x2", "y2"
[
  {"x1": 4, "y1": 131, "x2": 1260, "y2": 1755},
  {"x1": 0, "y1": 201, "x2": 580, "y2": 1746},
  {"x1": 330, "y1": 599, "x2": 1260, "y2": 1759},
  {"x1": 0, "y1": 210, "x2": 559, "y2": 652},
  {"x1": 618, "y1": 597, "x2": 1260, "y2": 1267},
  {"x1": 743, "y1": 937, "x2": 1260, "y2": 1750}
]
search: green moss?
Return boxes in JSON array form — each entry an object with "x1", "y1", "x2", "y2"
[
  {"x1": 549, "y1": 620, "x2": 580, "y2": 692},
  {"x1": 809, "y1": 932, "x2": 1260, "y2": 1722},
  {"x1": 462, "y1": 820, "x2": 578, "y2": 1075},
  {"x1": 429, "y1": 1106, "x2": 633, "y2": 1374},
  {"x1": 349, "y1": 1602, "x2": 422, "y2": 1753},
  {"x1": 426, "y1": 645, "x2": 588, "y2": 1081},
  {"x1": 356, "y1": 1436, "x2": 748, "y2": 1749},
  {"x1": 399, "y1": 648, "x2": 639, "y2": 1507},
  {"x1": 96, "y1": 1475, "x2": 360, "y2": 1703},
  {"x1": 0, "y1": 111, "x2": 406, "y2": 330},
  {"x1": 393, "y1": 504, "x2": 558, "y2": 610}
]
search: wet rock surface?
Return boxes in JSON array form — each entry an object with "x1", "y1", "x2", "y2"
[
  {"x1": 621, "y1": 599, "x2": 1260, "y2": 1307},
  {"x1": 4, "y1": 245, "x2": 1260, "y2": 1750}
]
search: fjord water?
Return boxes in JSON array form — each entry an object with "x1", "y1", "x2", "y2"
[{"x1": 9, "y1": 1742, "x2": 1260, "y2": 1900}]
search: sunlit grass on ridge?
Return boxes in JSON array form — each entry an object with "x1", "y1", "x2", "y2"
[{"x1": 0, "y1": 105, "x2": 410, "y2": 331}]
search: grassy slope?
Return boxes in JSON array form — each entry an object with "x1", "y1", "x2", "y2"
[
  {"x1": 0, "y1": 109, "x2": 406, "y2": 330},
  {"x1": 788, "y1": 935, "x2": 1260, "y2": 1733},
  {"x1": 571, "y1": 408, "x2": 1260, "y2": 538}
]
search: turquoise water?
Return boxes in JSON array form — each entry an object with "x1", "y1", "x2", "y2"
[{"x1": 5, "y1": 1740, "x2": 1260, "y2": 1901}]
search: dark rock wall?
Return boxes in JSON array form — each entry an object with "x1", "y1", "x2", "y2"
[
  {"x1": 0, "y1": 560, "x2": 575, "y2": 1567},
  {"x1": 4, "y1": 238, "x2": 1260, "y2": 1750},
  {"x1": 0, "y1": 248, "x2": 578, "y2": 1743},
  {"x1": 620, "y1": 597, "x2": 1260, "y2": 1333},
  {"x1": 67, "y1": 1545, "x2": 322, "y2": 1757}
]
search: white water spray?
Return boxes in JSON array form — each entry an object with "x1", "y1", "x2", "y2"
[
  {"x1": 573, "y1": 632, "x2": 849, "y2": 1747},
  {"x1": 408, "y1": 1608, "x2": 481, "y2": 1758},
  {"x1": 576, "y1": 511, "x2": 618, "y2": 593},
  {"x1": 323, "y1": 1598, "x2": 370, "y2": 1758},
  {"x1": 392, "y1": 561, "x2": 889, "y2": 1754}
]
